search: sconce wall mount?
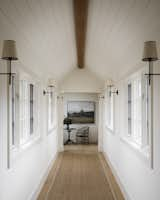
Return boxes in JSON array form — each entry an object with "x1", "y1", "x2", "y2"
[
  {"x1": 108, "y1": 85, "x2": 119, "y2": 96},
  {"x1": 43, "y1": 85, "x2": 55, "y2": 96}
]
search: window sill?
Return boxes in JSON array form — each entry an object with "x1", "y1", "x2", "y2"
[
  {"x1": 105, "y1": 125, "x2": 114, "y2": 134},
  {"x1": 120, "y1": 137, "x2": 150, "y2": 159},
  {"x1": 20, "y1": 135, "x2": 41, "y2": 150},
  {"x1": 48, "y1": 124, "x2": 57, "y2": 135},
  {"x1": 11, "y1": 135, "x2": 41, "y2": 165}
]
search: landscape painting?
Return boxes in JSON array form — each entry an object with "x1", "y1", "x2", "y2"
[{"x1": 67, "y1": 101, "x2": 95, "y2": 124}]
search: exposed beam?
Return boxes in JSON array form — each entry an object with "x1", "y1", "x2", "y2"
[{"x1": 73, "y1": 0, "x2": 89, "y2": 69}]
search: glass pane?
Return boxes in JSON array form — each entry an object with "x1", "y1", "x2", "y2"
[
  {"x1": 20, "y1": 80, "x2": 30, "y2": 144},
  {"x1": 30, "y1": 84, "x2": 34, "y2": 134},
  {"x1": 128, "y1": 83, "x2": 132, "y2": 135},
  {"x1": 48, "y1": 90, "x2": 55, "y2": 130},
  {"x1": 11, "y1": 75, "x2": 15, "y2": 146}
]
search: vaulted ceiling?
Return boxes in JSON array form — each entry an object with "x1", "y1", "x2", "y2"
[
  {"x1": 0, "y1": 0, "x2": 76, "y2": 80},
  {"x1": 0, "y1": 0, "x2": 160, "y2": 82}
]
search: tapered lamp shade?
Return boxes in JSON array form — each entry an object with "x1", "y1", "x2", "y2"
[
  {"x1": 48, "y1": 78, "x2": 56, "y2": 87},
  {"x1": 142, "y1": 41, "x2": 158, "y2": 61},
  {"x1": 105, "y1": 79, "x2": 113, "y2": 86},
  {"x1": 2, "y1": 40, "x2": 18, "y2": 60}
]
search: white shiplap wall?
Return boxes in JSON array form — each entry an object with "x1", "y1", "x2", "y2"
[
  {"x1": 102, "y1": 62, "x2": 160, "y2": 200},
  {"x1": 0, "y1": 63, "x2": 58, "y2": 200}
]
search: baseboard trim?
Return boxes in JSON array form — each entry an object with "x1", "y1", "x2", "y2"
[
  {"x1": 28, "y1": 152, "x2": 58, "y2": 200},
  {"x1": 102, "y1": 151, "x2": 131, "y2": 200}
]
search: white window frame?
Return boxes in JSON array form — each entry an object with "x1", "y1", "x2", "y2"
[
  {"x1": 11, "y1": 75, "x2": 16, "y2": 147},
  {"x1": 18, "y1": 71, "x2": 40, "y2": 147},
  {"x1": 127, "y1": 74, "x2": 143, "y2": 145},
  {"x1": 19, "y1": 79, "x2": 30, "y2": 145},
  {"x1": 7, "y1": 68, "x2": 41, "y2": 168},
  {"x1": 105, "y1": 87, "x2": 114, "y2": 132},
  {"x1": 47, "y1": 87, "x2": 56, "y2": 134},
  {"x1": 122, "y1": 67, "x2": 150, "y2": 157},
  {"x1": 10, "y1": 67, "x2": 20, "y2": 150}
]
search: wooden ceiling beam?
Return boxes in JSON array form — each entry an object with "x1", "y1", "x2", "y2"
[{"x1": 73, "y1": 0, "x2": 89, "y2": 69}]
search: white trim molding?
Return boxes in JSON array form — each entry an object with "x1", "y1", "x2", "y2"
[
  {"x1": 28, "y1": 152, "x2": 58, "y2": 200},
  {"x1": 103, "y1": 151, "x2": 132, "y2": 200}
]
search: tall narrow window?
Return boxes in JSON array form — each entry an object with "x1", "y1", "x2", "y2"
[
  {"x1": 142, "y1": 75, "x2": 150, "y2": 146},
  {"x1": 30, "y1": 84, "x2": 34, "y2": 135},
  {"x1": 128, "y1": 83, "x2": 132, "y2": 135},
  {"x1": 145, "y1": 78, "x2": 149, "y2": 146},
  {"x1": 11, "y1": 75, "x2": 16, "y2": 146},
  {"x1": 127, "y1": 69, "x2": 149, "y2": 147},
  {"x1": 132, "y1": 78, "x2": 142, "y2": 144},
  {"x1": 127, "y1": 77, "x2": 142, "y2": 144},
  {"x1": 20, "y1": 80, "x2": 30, "y2": 144},
  {"x1": 48, "y1": 93, "x2": 53, "y2": 130},
  {"x1": 106, "y1": 89, "x2": 114, "y2": 131},
  {"x1": 48, "y1": 87, "x2": 55, "y2": 132},
  {"x1": 20, "y1": 80, "x2": 37, "y2": 143}
]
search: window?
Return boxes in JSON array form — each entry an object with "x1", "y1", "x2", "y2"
[
  {"x1": 11, "y1": 75, "x2": 16, "y2": 146},
  {"x1": 19, "y1": 78, "x2": 38, "y2": 144},
  {"x1": 48, "y1": 87, "x2": 55, "y2": 132},
  {"x1": 128, "y1": 83, "x2": 132, "y2": 135},
  {"x1": 127, "y1": 69, "x2": 149, "y2": 147},
  {"x1": 10, "y1": 74, "x2": 19, "y2": 148},
  {"x1": 105, "y1": 88, "x2": 114, "y2": 131},
  {"x1": 127, "y1": 76, "x2": 142, "y2": 144},
  {"x1": 20, "y1": 80, "x2": 30, "y2": 144},
  {"x1": 30, "y1": 84, "x2": 34, "y2": 135}
]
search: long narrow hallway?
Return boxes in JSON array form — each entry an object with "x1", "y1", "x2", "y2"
[{"x1": 38, "y1": 145, "x2": 124, "y2": 200}]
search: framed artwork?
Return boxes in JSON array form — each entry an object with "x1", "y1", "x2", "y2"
[{"x1": 67, "y1": 101, "x2": 95, "y2": 124}]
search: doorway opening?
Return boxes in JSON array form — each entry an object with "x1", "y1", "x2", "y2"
[{"x1": 61, "y1": 92, "x2": 101, "y2": 151}]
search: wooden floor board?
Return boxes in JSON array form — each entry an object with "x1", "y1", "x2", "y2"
[{"x1": 37, "y1": 145, "x2": 124, "y2": 200}]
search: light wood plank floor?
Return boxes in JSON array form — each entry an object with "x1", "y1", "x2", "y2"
[{"x1": 38, "y1": 145, "x2": 124, "y2": 200}]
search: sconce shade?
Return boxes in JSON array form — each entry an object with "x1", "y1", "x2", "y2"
[
  {"x1": 48, "y1": 78, "x2": 56, "y2": 87},
  {"x1": 142, "y1": 41, "x2": 158, "y2": 61},
  {"x1": 105, "y1": 79, "x2": 114, "y2": 88},
  {"x1": 2, "y1": 40, "x2": 18, "y2": 60}
]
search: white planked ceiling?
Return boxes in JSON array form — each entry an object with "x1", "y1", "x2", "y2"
[
  {"x1": 86, "y1": 0, "x2": 160, "y2": 81},
  {"x1": 0, "y1": 0, "x2": 76, "y2": 80},
  {"x1": 0, "y1": 0, "x2": 160, "y2": 81}
]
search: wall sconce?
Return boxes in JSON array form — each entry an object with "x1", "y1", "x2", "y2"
[
  {"x1": 99, "y1": 95, "x2": 105, "y2": 99},
  {"x1": 43, "y1": 85, "x2": 54, "y2": 95},
  {"x1": 57, "y1": 95, "x2": 64, "y2": 100},
  {"x1": 0, "y1": 40, "x2": 18, "y2": 169},
  {"x1": 43, "y1": 79, "x2": 56, "y2": 95},
  {"x1": 108, "y1": 85, "x2": 119, "y2": 96},
  {"x1": 142, "y1": 41, "x2": 159, "y2": 85},
  {"x1": 142, "y1": 41, "x2": 159, "y2": 169},
  {"x1": 0, "y1": 40, "x2": 18, "y2": 84}
]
